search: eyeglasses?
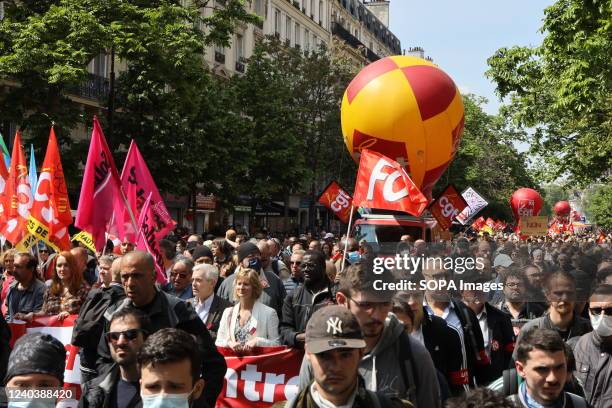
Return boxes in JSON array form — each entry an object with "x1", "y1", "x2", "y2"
[
  {"x1": 589, "y1": 307, "x2": 612, "y2": 316},
  {"x1": 40, "y1": 249, "x2": 50, "y2": 253},
  {"x1": 105, "y1": 329, "x2": 145, "y2": 343},
  {"x1": 170, "y1": 272, "x2": 190, "y2": 279},
  {"x1": 347, "y1": 296, "x2": 392, "y2": 311}
]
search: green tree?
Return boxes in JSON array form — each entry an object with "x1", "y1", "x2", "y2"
[
  {"x1": 541, "y1": 184, "x2": 569, "y2": 216},
  {"x1": 437, "y1": 94, "x2": 537, "y2": 221},
  {"x1": 486, "y1": 0, "x2": 611, "y2": 186},
  {"x1": 0, "y1": 0, "x2": 258, "y2": 190},
  {"x1": 584, "y1": 183, "x2": 612, "y2": 229}
]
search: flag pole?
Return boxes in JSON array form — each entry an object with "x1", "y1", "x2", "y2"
[{"x1": 340, "y1": 205, "x2": 355, "y2": 275}]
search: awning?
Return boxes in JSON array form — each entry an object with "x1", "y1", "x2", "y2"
[{"x1": 253, "y1": 202, "x2": 297, "y2": 217}]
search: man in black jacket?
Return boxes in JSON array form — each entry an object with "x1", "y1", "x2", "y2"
[
  {"x1": 280, "y1": 250, "x2": 335, "y2": 348},
  {"x1": 97, "y1": 251, "x2": 226, "y2": 408},
  {"x1": 80, "y1": 307, "x2": 151, "y2": 408},
  {"x1": 422, "y1": 259, "x2": 490, "y2": 386},
  {"x1": 461, "y1": 273, "x2": 515, "y2": 385}
]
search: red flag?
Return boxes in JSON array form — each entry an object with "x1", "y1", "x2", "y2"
[
  {"x1": 471, "y1": 216, "x2": 485, "y2": 231},
  {"x1": 135, "y1": 193, "x2": 168, "y2": 284},
  {"x1": 27, "y1": 127, "x2": 72, "y2": 251},
  {"x1": 0, "y1": 146, "x2": 10, "y2": 234},
  {"x1": 75, "y1": 117, "x2": 124, "y2": 251},
  {"x1": 2, "y1": 131, "x2": 32, "y2": 244},
  {"x1": 352, "y1": 149, "x2": 428, "y2": 216},
  {"x1": 428, "y1": 184, "x2": 467, "y2": 230},
  {"x1": 317, "y1": 181, "x2": 353, "y2": 224},
  {"x1": 120, "y1": 140, "x2": 176, "y2": 242},
  {"x1": 486, "y1": 217, "x2": 496, "y2": 229}
]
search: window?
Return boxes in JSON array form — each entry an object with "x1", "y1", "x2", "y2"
[
  {"x1": 254, "y1": 0, "x2": 263, "y2": 16},
  {"x1": 319, "y1": 1, "x2": 323, "y2": 24},
  {"x1": 304, "y1": 28, "x2": 310, "y2": 50},
  {"x1": 286, "y1": 16, "x2": 292, "y2": 42},
  {"x1": 235, "y1": 34, "x2": 244, "y2": 61},
  {"x1": 90, "y1": 53, "x2": 107, "y2": 77},
  {"x1": 310, "y1": 0, "x2": 315, "y2": 16},
  {"x1": 295, "y1": 22, "x2": 301, "y2": 45},
  {"x1": 274, "y1": 9, "x2": 281, "y2": 36}
]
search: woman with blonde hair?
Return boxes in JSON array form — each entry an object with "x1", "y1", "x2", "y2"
[
  {"x1": 216, "y1": 268, "x2": 279, "y2": 353},
  {"x1": 0, "y1": 249, "x2": 19, "y2": 315},
  {"x1": 35, "y1": 251, "x2": 90, "y2": 320}
]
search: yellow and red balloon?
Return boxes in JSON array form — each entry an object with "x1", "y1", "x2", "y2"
[{"x1": 341, "y1": 56, "x2": 464, "y2": 199}]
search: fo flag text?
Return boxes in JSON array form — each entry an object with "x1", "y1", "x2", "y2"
[
  {"x1": 317, "y1": 181, "x2": 353, "y2": 224},
  {"x1": 428, "y1": 184, "x2": 467, "y2": 230},
  {"x1": 353, "y1": 149, "x2": 428, "y2": 216}
]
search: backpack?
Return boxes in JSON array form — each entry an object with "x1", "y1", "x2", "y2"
[
  {"x1": 397, "y1": 331, "x2": 420, "y2": 406},
  {"x1": 71, "y1": 287, "x2": 125, "y2": 349}
]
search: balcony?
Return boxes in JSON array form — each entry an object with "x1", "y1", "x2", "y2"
[
  {"x1": 331, "y1": 22, "x2": 363, "y2": 49},
  {"x1": 365, "y1": 48, "x2": 380, "y2": 62},
  {"x1": 235, "y1": 61, "x2": 245, "y2": 73},
  {"x1": 76, "y1": 74, "x2": 110, "y2": 100},
  {"x1": 214, "y1": 51, "x2": 225, "y2": 64}
]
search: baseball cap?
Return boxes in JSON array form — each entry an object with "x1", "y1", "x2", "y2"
[
  {"x1": 305, "y1": 305, "x2": 366, "y2": 354},
  {"x1": 324, "y1": 233, "x2": 334, "y2": 240}
]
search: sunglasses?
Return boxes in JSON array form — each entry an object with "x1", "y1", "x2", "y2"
[
  {"x1": 170, "y1": 272, "x2": 190, "y2": 279},
  {"x1": 290, "y1": 261, "x2": 302, "y2": 266},
  {"x1": 589, "y1": 307, "x2": 612, "y2": 316},
  {"x1": 40, "y1": 249, "x2": 50, "y2": 253},
  {"x1": 105, "y1": 329, "x2": 145, "y2": 343}
]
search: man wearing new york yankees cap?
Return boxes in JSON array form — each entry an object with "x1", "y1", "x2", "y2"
[
  {"x1": 298, "y1": 261, "x2": 441, "y2": 408},
  {"x1": 274, "y1": 305, "x2": 412, "y2": 408}
]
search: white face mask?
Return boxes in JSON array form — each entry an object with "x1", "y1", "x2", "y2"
[
  {"x1": 141, "y1": 393, "x2": 190, "y2": 408},
  {"x1": 590, "y1": 313, "x2": 612, "y2": 337}
]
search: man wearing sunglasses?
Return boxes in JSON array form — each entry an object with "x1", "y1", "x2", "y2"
[
  {"x1": 573, "y1": 284, "x2": 612, "y2": 408},
  {"x1": 298, "y1": 261, "x2": 441, "y2": 408},
  {"x1": 282, "y1": 249, "x2": 305, "y2": 296},
  {"x1": 81, "y1": 307, "x2": 151, "y2": 408}
]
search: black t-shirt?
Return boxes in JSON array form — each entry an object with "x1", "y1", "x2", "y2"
[{"x1": 110, "y1": 378, "x2": 140, "y2": 408}]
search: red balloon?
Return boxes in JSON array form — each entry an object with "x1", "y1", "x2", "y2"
[
  {"x1": 554, "y1": 201, "x2": 571, "y2": 217},
  {"x1": 510, "y1": 188, "x2": 543, "y2": 221}
]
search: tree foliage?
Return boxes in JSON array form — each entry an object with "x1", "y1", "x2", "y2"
[
  {"x1": 584, "y1": 183, "x2": 612, "y2": 229},
  {"x1": 436, "y1": 94, "x2": 537, "y2": 221},
  {"x1": 486, "y1": 0, "x2": 611, "y2": 186}
]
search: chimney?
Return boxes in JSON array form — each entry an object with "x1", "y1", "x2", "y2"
[{"x1": 364, "y1": 0, "x2": 389, "y2": 28}]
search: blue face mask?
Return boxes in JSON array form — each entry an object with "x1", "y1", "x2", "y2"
[
  {"x1": 141, "y1": 393, "x2": 190, "y2": 408},
  {"x1": 8, "y1": 401, "x2": 56, "y2": 408},
  {"x1": 247, "y1": 258, "x2": 262, "y2": 271},
  {"x1": 347, "y1": 251, "x2": 361, "y2": 264}
]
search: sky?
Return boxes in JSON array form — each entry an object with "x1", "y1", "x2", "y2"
[{"x1": 389, "y1": 1, "x2": 554, "y2": 115}]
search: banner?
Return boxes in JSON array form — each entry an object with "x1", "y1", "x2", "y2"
[
  {"x1": 75, "y1": 117, "x2": 125, "y2": 252},
  {"x1": 7, "y1": 315, "x2": 82, "y2": 407},
  {"x1": 72, "y1": 230, "x2": 97, "y2": 254},
  {"x1": 120, "y1": 140, "x2": 176, "y2": 243},
  {"x1": 428, "y1": 184, "x2": 467, "y2": 230},
  {"x1": 216, "y1": 346, "x2": 303, "y2": 407},
  {"x1": 2, "y1": 131, "x2": 33, "y2": 244},
  {"x1": 520, "y1": 216, "x2": 549, "y2": 236},
  {"x1": 317, "y1": 181, "x2": 353, "y2": 224},
  {"x1": 136, "y1": 194, "x2": 167, "y2": 284},
  {"x1": 353, "y1": 149, "x2": 428, "y2": 217},
  {"x1": 455, "y1": 187, "x2": 488, "y2": 225},
  {"x1": 8, "y1": 317, "x2": 303, "y2": 408},
  {"x1": 27, "y1": 127, "x2": 72, "y2": 251}
]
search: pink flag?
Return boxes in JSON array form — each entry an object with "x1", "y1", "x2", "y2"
[
  {"x1": 136, "y1": 193, "x2": 168, "y2": 284},
  {"x1": 120, "y1": 140, "x2": 176, "y2": 242},
  {"x1": 75, "y1": 117, "x2": 125, "y2": 251}
]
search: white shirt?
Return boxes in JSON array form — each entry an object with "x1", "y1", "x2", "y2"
[
  {"x1": 477, "y1": 308, "x2": 491, "y2": 358},
  {"x1": 195, "y1": 295, "x2": 215, "y2": 323}
]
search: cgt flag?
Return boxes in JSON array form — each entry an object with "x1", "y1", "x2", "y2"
[
  {"x1": 2, "y1": 131, "x2": 33, "y2": 245},
  {"x1": 120, "y1": 140, "x2": 176, "y2": 242},
  {"x1": 75, "y1": 117, "x2": 125, "y2": 252},
  {"x1": 428, "y1": 184, "x2": 467, "y2": 231},
  {"x1": 317, "y1": 181, "x2": 353, "y2": 224},
  {"x1": 27, "y1": 127, "x2": 72, "y2": 251},
  {"x1": 353, "y1": 149, "x2": 428, "y2": 216},
  {"x1": 136, "y1": 193, "x2": 167, "y2": 284}
]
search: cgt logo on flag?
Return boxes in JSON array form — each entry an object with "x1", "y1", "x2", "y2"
[
  {"x1": 353, "y1": 149, "x2": 428, "y2": 216},
  {"x1": 317, "y1": 181, "x2": 353, "y2": 224}
]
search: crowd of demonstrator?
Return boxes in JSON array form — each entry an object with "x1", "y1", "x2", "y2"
[{"x1": 1, "y1": 228, "x2": 611, "y2": 408}]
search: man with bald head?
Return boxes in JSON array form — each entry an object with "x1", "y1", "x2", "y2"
[{"x1": 97, "y1": 251, "x2": 227, "y2": 408}]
